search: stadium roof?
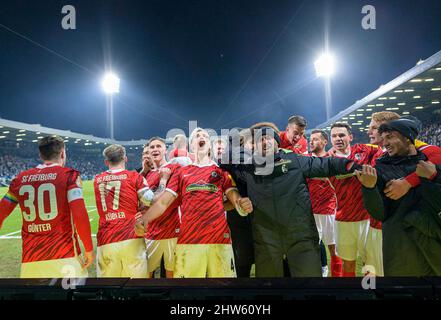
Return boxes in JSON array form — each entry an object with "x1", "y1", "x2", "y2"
[
  {"x1": 315, "y1": 49, "x2": 441, "y2": 133},
  {"x1": 0, "y1": 118, "x2": 147, "y2": 147}
]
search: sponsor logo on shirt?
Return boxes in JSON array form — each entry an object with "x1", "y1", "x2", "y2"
[{"x1": 185, "y1": 182, "x2": 218, "y2": 193}]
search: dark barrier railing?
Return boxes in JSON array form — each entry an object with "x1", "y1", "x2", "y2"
[{"x1": 0, "y1": 277, "x2": 439, "y2": 300}]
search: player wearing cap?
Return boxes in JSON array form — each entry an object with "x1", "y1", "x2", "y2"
[
  {"x1": 143, "y1": 136, "x2": 182, "y2": 278},
  {"x1": 140, "y1": 128, "x2": 253, "y2": 278},
  {"x1": 0, "y1": 136, "x2": 93, "y2": 278},
  {"x1": 358, "y1": 119, "x2": 441, "y2": 276},
  {"x1": 329, "y1": 122, "x2": 383, "y2": 277},
  {"x1": 220, "y1": 122, "x2": 359, "y2": 277},
  {"x1": 94, "y1": 144, "x2": 154, "y2": 278}
]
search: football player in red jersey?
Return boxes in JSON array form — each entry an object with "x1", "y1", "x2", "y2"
[
  {"x1": 94, "y1": 144, "x2": 155, "y2": 278},
  {"x1": 279, "y1": 115, "x2": 308, "y2": 154},
  {"x1": 138, "y1": 144, "x2": 153, "y2": 177},
  {"x1": 143, "y1": 136, "x2": 182, "y2": 278},
  {"x1": 308, "y1": 129, "x2": 343, "y2": 277},
  {"x1": 140, "y1": 128, "x2": 253, "y2": 278},
  {"x1": 0, "y1": 136, "x2": 93, "y2": 278},
  {"x1": 329, "y1": 122, "x2": 382, "y2": 277}
]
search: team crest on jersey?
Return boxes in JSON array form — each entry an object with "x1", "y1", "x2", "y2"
[
  {"x1": 186, "y1": 181, "x2": 218, "y2": 193},
  {"x1": 354, "y1": 153, "x2": 362, "y2": 161}
]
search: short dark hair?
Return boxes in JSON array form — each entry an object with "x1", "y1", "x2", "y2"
[
  {"x1": 38, "y1": 136, "x2": 65, "y2": 160},
  {"x1": 288, "y1": 115, "x2": 307, "y2": 128},
  {"x1": 331, "y1": 122, "x2": 352, "y2": 135},
  {"x1": 311, "y1": 129, "x2": 328, "y2": 141},
  {"x1": 147, "y1": 136, "x2": 166, "y2": 146}
]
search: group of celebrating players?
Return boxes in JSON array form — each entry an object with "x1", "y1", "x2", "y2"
[{"x1": 0, "y1": 110, "x2": 440, "y2": 278}]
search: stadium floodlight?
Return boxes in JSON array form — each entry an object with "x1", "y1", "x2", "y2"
[
  {"x1": 101, "y1": 73, "x2": 120, "y2": 94},
  {"x1": 314, "y1": 53, "x2": 336, "y2": 78},
  {"x1": 101, "y1": 72, "x2": 120, "y2": 140}
]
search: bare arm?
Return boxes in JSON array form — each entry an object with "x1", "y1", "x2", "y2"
[
  {"x1": 142, "y1": 190, "x2": 176, "y2": 226},
  {"x1": 225, "y1": 188, "x2": 253, "y2": 216}
]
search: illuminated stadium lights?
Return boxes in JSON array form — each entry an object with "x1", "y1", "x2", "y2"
[
  {"x1": 3, "y1": 131, "x2": 10, "y2": 134},
  {"x1": 404, "y1": 89, "x2": 414, "y2": 92},
  {"x1": 413, "y1": 95, "x2": 421, "y2": 98},
  {"x1": 32, "y1": 140, "x2": 38, "y2": 143},
  {"x1": 432, "y1": 101, "x2": 440, "y2": 104},
  {"x1": 402, "y1": 111, "x2": 410, "y2": 114},
  {"x1": 415, "y1": 106, "x2": 424, "y2": 109},
  {"x1": 425, "y1": 78, "x2": 434, "y2": 82},
  {"x1": 410, "y1": 79, "x2": 422, "y2": 82},
  {"x1": 397, "y1": 102, "x2": 406, "y2": 106},
  {"x1": 379, "y1": 97, "x2": 388, "y2": 100},
  {"x1": 388, "y1": 97, "x2": 397, "y2": 100},
  {"x1": 393, "y1": 90, "x2": 403, "y2": 93},
  {"x1": 19, "y1": 129, "x2": 26, "y2": 132},
  {"x1": 367, "y1": 104, "x2": 375, "y2": 107},
  {"x1": 366, "y1": 108, "x2": 373, "y2": 111},
  {"x1": 16, "y1": 134, "x2": 26, "y2": 137},
  {"x1": 64, "y1": 140, "x2": 69, "y2": 143},
  {"x1": 314, "y1": 53, "x2": 336, "y2": 77},
  {"x1": 342, "y1": 117, "x2": 348, "y2": 120},
  {"x1": 356, "y1": 113, "x2": 363, "y2": 116},
  {"x1": 366, "y1": 116, "x2": 372, "y2": 119},
  {"x1": 0, "y1": 136, "x2": 6, "y2": 139},
  {"x1": 37, "y1": 136, "x2": 43, "y2": 139},
  {"x1": 102, "y1": 73, "x2": 120, "y2": 94},
  {"x1": 376, "y1": 103, "x2": 384, "y2": 106},
  {"x1": 16, "y1": 138, "x2": 23, "y2": 141},
  {"x1": 386, "y1": 107, "x2": 400, "y2": 110},
  {"x1": 431, "y1": 87, "x2": 441, "y2": 91},
  {"x1": 352, "y1": 123, "x2": 362, "y2": 126}
]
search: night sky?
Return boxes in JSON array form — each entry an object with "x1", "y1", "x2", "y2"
[{"x1": 1, "y1": 0, "x2": 441, "y2": 140}]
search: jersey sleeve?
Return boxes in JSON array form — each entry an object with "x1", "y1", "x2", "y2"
[
  {"x1": 0, "y1": 178, "x2": 19, "y2": 228},
  {"x1": 65, "y1": 170, "x2": 93, "y2": 252},
  {"x1": 66, "y1": 170, "x2": 84, "y2": 203},
  {"x1": 222, "y1": 170, "x2": 237, "y2": 194},
  {"x1": 165, "y1": 168, "x2": 181, "y2": 198},
  {"x1": 135, "y1": 173, "x2": 154, "y2": 206}
]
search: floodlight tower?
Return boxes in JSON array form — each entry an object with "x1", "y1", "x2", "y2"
[
  {"x1": 101, "y1": 72, "x2": 120, "y2": 140},
  {"x1": 315, "y1": 53, "x2": 336, "y2": 120}
]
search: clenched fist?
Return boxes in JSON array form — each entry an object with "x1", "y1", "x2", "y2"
[{"x1": 235, "y1": 197, "x2": 253, "y2": 216}]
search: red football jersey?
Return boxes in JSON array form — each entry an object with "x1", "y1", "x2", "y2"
[
  {"x1": 145, "y1": 163, "x2": 181, "y2": 240},
  {"x1": 306, "y1": 153, "x2": 337, "y2": 215},
  {"x1": 94, "y1": 169, "x2": 151, "y2": 246},
  {"x1": 7, "y1": 163, "x2": 84, "y2": 263},
  {"x1": 330, "y1": 144, "x2": 383, "y2": 222},
  {"x1": 279, "y1": 131, "x2": 308, "y2": 154},
  {"x1": 165, "y1": 163, "x2": 235, "y2": 244}
]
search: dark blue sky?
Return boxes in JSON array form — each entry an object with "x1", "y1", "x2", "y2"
[{"x1": 1, "y1": 0, "x2": 440, "y2": 140}]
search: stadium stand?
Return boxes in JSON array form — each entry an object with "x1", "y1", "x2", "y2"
[{"x1": 0, "y1": 119, "x2": 145, "y2": 185}]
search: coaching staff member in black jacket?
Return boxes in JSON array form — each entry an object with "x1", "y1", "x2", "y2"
[
  {"x1": 221, "y1": 122, "x2": 358, "y2": 277},
  {"x1": 358, "y1": 119, "x2": 441, "y2": 276}
]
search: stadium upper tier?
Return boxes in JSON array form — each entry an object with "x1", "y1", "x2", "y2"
[
  {"x1": 315, "y1": 49, "x2": 441, "y2": 133},
  {"x1": 0, "y1": 117, "x2": 147, "y2": 148}
]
